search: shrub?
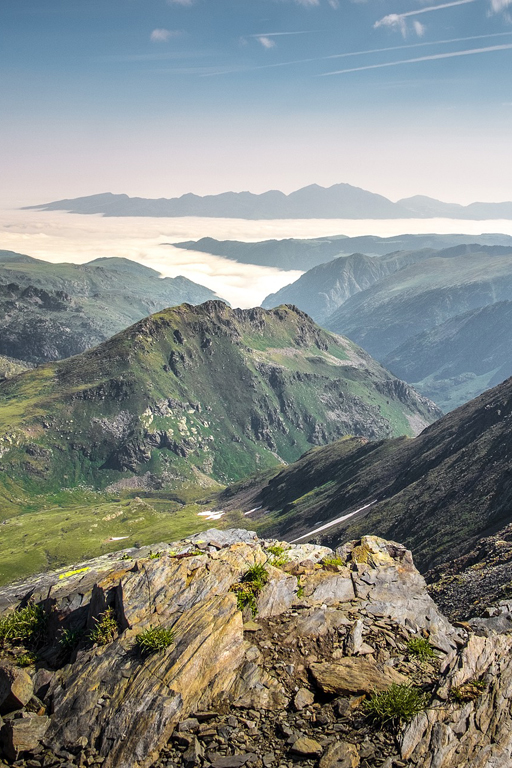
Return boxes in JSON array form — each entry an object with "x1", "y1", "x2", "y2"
[
  {"x1": 406, "y1": 637, "x2": 436, "y2": 661},
  {"x1": 136, "y1": 626, "x2": 175, "y2": 656},
  {"x1": 363, "y1": 684, "x2": 430, "y2": 726},
  {"x1": 89, "y1": 607, "x2": 119, "y2": 646},
  {"x1": 0, "y1": 603, "x2": 47, "y2": 647}
]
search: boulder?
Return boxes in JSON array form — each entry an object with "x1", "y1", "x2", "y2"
[{"x1": 310, "y1": 658, "x2": 409, "y2": 695}]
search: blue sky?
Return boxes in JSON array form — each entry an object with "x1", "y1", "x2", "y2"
[{"x1": 2, "y1": 0, "x2": 512, "y2": 205}]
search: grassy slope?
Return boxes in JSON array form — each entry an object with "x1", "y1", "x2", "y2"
[
  {"x1": 0, "y1": 301, "x2": 440, "y2": 584},
  {"x1": 0, "y1": 253, "x2": 221, "y2": 363},
  {"x1": 218, "y1": 373, "x2": 512, "y2": 573}
]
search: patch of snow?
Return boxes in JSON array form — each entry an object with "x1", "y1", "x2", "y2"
[{"x1": 198, "y1": 510, "x2": 225, "y2": 521}]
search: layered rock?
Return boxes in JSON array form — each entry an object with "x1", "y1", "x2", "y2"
[{"x1": 0, "y1": 532, "x2": 510, "y2": 768}]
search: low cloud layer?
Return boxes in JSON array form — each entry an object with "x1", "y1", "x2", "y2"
[{"x1": 2, "y1": 209, "x2": 512, "y2": 308}]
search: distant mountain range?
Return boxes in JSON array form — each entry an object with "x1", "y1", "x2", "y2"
[
  {"x1": 262, "y1": 244, "x2": 512, "y2": 411},
  {"x1": 26, "y1": 184, "x2": 512, "y2": 220},
  {"x1": 174, "y1": 233, "x2": 512, "y2": 271},
  {"x1": 0, "y1": 251, "x2": 223, "y2": 364}
]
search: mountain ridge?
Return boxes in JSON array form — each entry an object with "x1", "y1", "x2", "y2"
[{"x1": 26, "y1": 184, "x2": 512, "y2": 220}]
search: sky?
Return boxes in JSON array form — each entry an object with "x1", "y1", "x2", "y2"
[{"x1": 2, "y1": 0, "x2": 512, "y2": 207}]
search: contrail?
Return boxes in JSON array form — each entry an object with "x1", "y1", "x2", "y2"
[
  {"x1": 204, "y1": 31, "x2": 512, "y2": 76},
  {"x1": 375, "y1": 0, "x2": 476, "y2": 28},
  {"x1": 322, "y1": 43, "x2": 512, "y2": 76}
]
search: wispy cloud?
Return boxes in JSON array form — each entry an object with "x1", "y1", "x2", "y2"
[
  {"x1": 150, "y1": 29, "x2": 180, "y2": 43},
  {"x1": 167, "y1": 0, "x2": 194, "y2": 5},
  {"x1": 489, "y1": 0, "x2": 512, "y2": 12},
  {"x1": 322, "y1": 42, "x2": 512, "y2": 76},
  {"x1": 375, "y1": 0, "x2": 476, "y2": 37},
  {"x1": 257, "y1": 36, "x2": 276, "y2": 49},
  {"x1": 413, "y1": 21, "x2": 426, "y2": 36}
]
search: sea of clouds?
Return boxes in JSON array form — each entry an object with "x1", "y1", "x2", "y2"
[{"x1": 1, "y1": 207, "x2": 512, "y2": 308}]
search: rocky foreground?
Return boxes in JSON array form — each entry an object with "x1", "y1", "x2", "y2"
[{"x1": 1, "y1": 530, "x2": 512, "y2": 768}]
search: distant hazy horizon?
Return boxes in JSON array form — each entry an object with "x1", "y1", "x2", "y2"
[{"x1": 3, "y1": 207, "x2": 512, "y2": 308}]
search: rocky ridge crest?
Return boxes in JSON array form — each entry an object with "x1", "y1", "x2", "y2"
[{"x1": 0, "y1": 531, "x2": 511, "y2": 768}]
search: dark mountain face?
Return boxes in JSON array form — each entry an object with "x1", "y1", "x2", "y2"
[
  {"x1": 220, "y1": 372, "x2": 512, "y2": 572},
  {"x1": 0, "y1": 253, "x2": 223, "y2": 364},
  {"x1": 0, "y1": 301, "x2": 439, "y2": 503}
]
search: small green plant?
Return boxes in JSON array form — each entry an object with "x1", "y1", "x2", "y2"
[
  {"x1": 322, "y1": 556, "x2": 345, "y2": 569},
  {"x1": 136, "y1": 626, "x2": 175, "y2": 656},
  {"x1": 148, "y1": 550, "x2": 161, "y2": 560},
  {"x1": 451, "y1": 678, "x2": 486, "y2": 703},
  {"x1": 0, "y1": 603, "x2": 47, "y2": 647},
  {"x1": 363, "y1": 684, "x2": 430, "y2": 726},
  {"x1": 120, "y1": 554, "x2": 132, "y2": 561},
  {"x1": 267, "y1": 545, "x2": 289, "y2": 568},
  {"x1": 406, "y1": 637, "x2": 436, "y2": 661},
  {"x1": 59, "y1": 628, "x2": 83, "y2": 651},
  {"x1": 89, "y1": 607, "x2": 119, "y2": 646},
  {"x1": 16, "y1": 651, "x2": 38, "y2": 667},
  {"x1": 230, "y1": 564, "x2": 269, "y2": 617},
  {"x1": 296, "y1": 576, "x2": 305, "y2": 599}
]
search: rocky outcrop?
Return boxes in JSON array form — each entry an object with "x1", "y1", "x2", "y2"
[{"x1": 0, "y1": 532, "x2": 511, "y2": 768}]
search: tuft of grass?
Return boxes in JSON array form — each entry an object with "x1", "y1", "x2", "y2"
[
  {"x1": 230, "y1": 563, "x2": 269, "y2": 617},
  {"x1": 89, "y1": 607, "x2": 119, "y2": 646},
  {"x1": 451, "y1": 678, "x2": 486, "y2": 703},
  {"x1": 322, "y1": 556, "x2": 345, "y2": 569},
  {"x1": 59, "y1": 628, "x2": 83, "y2": 651},
  {"x1": 363, "y1": 684, "x2": 430, "y2": 726},
  {"x1": 136, "y1": 626, "x2": 175, "y2": 656},
  {"x1": 148, "y1": 550, "x2": 161, "y2": 560},
  {"x1": 0, "y1": 603, "x2": 47, "y2": 647},
  {"x1": 16, "y1": 651, "x2": 38, "y2": 667},
  {"x1": 406, "y1": 637, "x2": 436, "y2": 661}
]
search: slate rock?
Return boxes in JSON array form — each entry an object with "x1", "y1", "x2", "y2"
[
  {"x1": 0, "y1": 664, "x2": 34, "y2": 715},
  {"x1": 290, "y1": 736, "x2": 323, "y2": 757},
  {"x1": 319, "y1": 741, "x2": 360, "y2": 768},
  {"x1": 310, "y1": 658, "x2": 408, "y2": 695},
  {"x1": 293, "y1": 688, "x2": 315, "y2": 712},
  {"x1": 0, "y1": 713, "x2": 50, "y2": 760}
]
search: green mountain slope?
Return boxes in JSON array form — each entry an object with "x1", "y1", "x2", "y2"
[
  {"x1": 384, "y1": 300, "x2": 512, "y2": 411},
  {"x1": 0, "y1": 301, "x2": 439, "y2": 501},
  {"x1": 220, "y1": 373, "x2": 512, "y2": 572},
  {"x1": 0, "y1": 252, "x2": 222, "y2": 364},
  {"x1": 0, "y1": 355, "x2": 30, "y2": 381},
  {"x1": 325, "y1": 245, "x2": 512, "y2": 359},
  {"x1": 262, "y1": 249, "x2": 433, "y2": 324}
]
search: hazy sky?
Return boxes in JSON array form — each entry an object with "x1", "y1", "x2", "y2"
[{"x1": 2, "y1": 0, "x2": 512, "y2": 206}]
